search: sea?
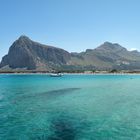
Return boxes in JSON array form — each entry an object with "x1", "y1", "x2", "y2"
[{"x1": 0, "y1": 74, "x2": 140, "y2": 140}]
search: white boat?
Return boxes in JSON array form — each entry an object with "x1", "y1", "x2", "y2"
[{"x1": 50, "y1": 73, "x2": 62, "y2": 77}]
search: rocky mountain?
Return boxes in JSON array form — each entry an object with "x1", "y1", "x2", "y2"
[
  {"x1": 0, "y1": 36, "x2": 71, "y2": 70},
  {"x1": 1, "y1": 36, "x2": 140, "y2": 71},
  {"x1": 70, "y1": 42, "x2": 140, "y2": 70}
]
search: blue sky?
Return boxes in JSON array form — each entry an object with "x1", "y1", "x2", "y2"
[{"x1": 0, "y1": 0, "x2": 140, "y2": 60}]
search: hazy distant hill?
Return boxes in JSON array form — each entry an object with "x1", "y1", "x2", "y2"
[
  {"x1": 70, "y1": 42, "x2": 140, "y2": 70},
  {"x1": 1, "y1": 36, "x2": 140, "y2": 71}
]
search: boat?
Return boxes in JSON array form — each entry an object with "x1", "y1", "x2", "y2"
[{"x1": 49, "y1": 73, "x2": 62, "y2": 77}]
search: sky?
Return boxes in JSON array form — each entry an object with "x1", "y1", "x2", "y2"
[{"x1": 0, "y1": 0, "x2": 140, "y2": 60}]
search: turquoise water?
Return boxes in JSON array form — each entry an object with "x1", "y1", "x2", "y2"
[{"x1": 1, "y1": 74, "x2": 140, "y2": 140}]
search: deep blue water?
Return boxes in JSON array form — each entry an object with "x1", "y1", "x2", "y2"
[{"x1": 1, "y1": 74, "x2": 140, "y2": 140}]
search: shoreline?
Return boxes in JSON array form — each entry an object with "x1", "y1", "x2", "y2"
[
  {"x1": 1, "y1": 72, "x2": 140, "y2": 75},
  {"x1": 1, "y1": 69, "x2": 140, "y2": 75}
]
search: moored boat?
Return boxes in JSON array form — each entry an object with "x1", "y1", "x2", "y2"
[{"x1": 50, "y1": 73, "x2": 62, "y2": 77}]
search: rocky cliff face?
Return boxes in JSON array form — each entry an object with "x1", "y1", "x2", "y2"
[
  {"x1": 0, "y1": 36, "x2": 71, "y2": 70},
  {"x1": 1, "y1": 36, "x2": 140, "y2": 71}
]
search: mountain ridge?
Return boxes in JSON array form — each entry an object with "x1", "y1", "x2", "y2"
[{"x1": 1, "y1": 35, "x2": 140, "y2": 71}]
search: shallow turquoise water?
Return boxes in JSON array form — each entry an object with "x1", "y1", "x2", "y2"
[{"x1": 1, "y1": 74, "x2": 140, "y2": 139}]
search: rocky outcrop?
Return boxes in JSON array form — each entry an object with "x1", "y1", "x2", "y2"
[{"x1": 0, "y1": 36, "x2": 71, "y2": 70}]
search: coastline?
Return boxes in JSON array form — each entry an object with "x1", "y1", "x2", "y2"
[{"x1": 1, "y1": 70, "x2": 140, "y2": 75}]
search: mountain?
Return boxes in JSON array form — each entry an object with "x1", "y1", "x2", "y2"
[
  {"x1": 0, "y1": 36, "x2": 71, "y2": 70},
  {"x1": 1, "y1": 36, "x2": 140, "y2": 71},
  {"x1": 70, "y1": 42, "x2": 140, "y2": 70}
]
